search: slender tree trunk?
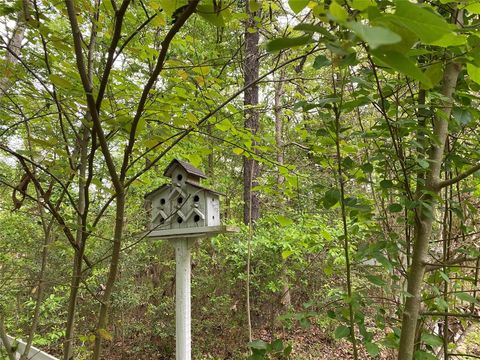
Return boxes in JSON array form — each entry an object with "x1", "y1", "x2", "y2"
[
  {"x1": 397, "y1": 58, "x2": 462, "y2": 360},
  {"x1": 20, "y1": 191, "x2": 54, "y2": 359},
  {"x1": 0, "y1": 314, "x2": 16, "y2": 360},
  {"x1": 0, "y1": 6, "x2": 27, "y2": 95},
  {"x1": 274, "y1": 69, "x2": 291, "y2": 309},
  {"x1": 93, "y1": 191, "x2": 125, "y2": 360},
  {"x1": 243, "y1": 0, "x2": 260, "y2": 225},
  {"x1": 63, "y1": 125, "x2": 90, "y2": 360},
  {"x1": 207, "y1": 122, "x2": 214, "y2": 177},
  {"x1": 333, "y1": 70, "x2": 359, "y2": 360}
]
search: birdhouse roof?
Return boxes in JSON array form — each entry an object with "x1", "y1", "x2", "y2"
[
  {"x1": 144, "y1": 184, "x2": 171, "y2": 199},
  {"x1": 163, "y1": 159, "x2": 207, "y2": 179},
  {"x1": 185, "y1": 180, "x2": 225, "y2": 196}
]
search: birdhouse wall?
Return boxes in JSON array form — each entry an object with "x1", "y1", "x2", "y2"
[
  {"x1": 150, "y1": 188, "x2": 171, "y2": 230},
  {"x1": 171, "y1": 168, "x2": 187, "y2": 187},
  {"x1": 169, "y1": 184, "x2": 212, "y2": 229},
  {"x1": 206, "y1": 195, "x2": 220, "y2": 226}
]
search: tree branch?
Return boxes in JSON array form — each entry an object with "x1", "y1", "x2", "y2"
[
  {"x1": 437, "y1": 161, "x2": 480, "y2": 189},
  {"x1": 120, "y1": 0, "x2": 200, "y2": 181},
  {"x1": 95, "y1": 0, "x2": 131, "y2": 111},
  {"x1": 65, "y1": 0, "x2": 122, "y2": 193}
]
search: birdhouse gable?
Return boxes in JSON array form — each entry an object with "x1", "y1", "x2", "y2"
[{"x1": 163, "y1": 159, "x2": 207, "y2": 185}]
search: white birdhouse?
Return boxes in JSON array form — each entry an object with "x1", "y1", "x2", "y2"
[{"x1": 145, "y1": 159, "x2": 222, "y2": 232}]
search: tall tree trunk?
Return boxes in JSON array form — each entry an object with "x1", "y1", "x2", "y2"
[
  {"x1": 243, "y1": 0, "x2": 260, "y2": 225},
  {"x1": 397, "y1": 59, "x2": 462, "y2": 360},
  {"x1": 63, "y1": 125, "x2": 90, "y2": 360},
  {"x1": 93, "y1": 191, "x2": 125, "y2": 360},
  {"x1": 274, "y1": 69, "x2": 291, "y2": 308},
  {"x1": 21, "y1": 125, "x2": 55, "y2": 360},
  {"x1": 0, "y1": 313, "x2": 16, "y2": 360},
  {"x1": 0, "y1": 3, "x2": 28, "y2": 94}
]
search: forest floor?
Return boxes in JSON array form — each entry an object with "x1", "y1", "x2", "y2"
[
  {"x1": 255, "y1": 326, "x2": 396, "y2": 360},
  {"x1": 74, "y1": 323, "x2": 480, "y2": 359},
  {"x1": 104, "y1": 324, "x2": 395, "y2": 359}
]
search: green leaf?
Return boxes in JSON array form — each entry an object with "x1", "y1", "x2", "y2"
[
  {"x1": 366, "y1": 274, "x2": 386, "y2": 287},
  {"x1": 270, "y1": 339, "x2": 283, "y2": 352},
  {"x1": 197, "y1": 4, "x2": 226, "y2": 27},
  {"x1": 266, "y1": 35, "x2": 313, "y2": 52},
  {"x1": 379, "y1": 179, "x2": 394, "y2": 189},
  {"x1": 249, "y1": 0, "x2": 260, "y2": 12},
  {"x1": 366, "y1": 342, "x2": 380, "y2": 357},
  {"x1": 232, "y1": 147, "x2": 244, "y2": 155},
  {"x1": 98, "y1": 328, "x2": 113, "y2": 341},
  {"x1": 160, "y1": 0, "x2": 185, "y2": 16},
  {"x1": 289, "y1": 0, "x2": 309, "y2": 14},
  {"x1": 323, "y1": 188, "x2": 341, "y2": 208},
  {"x1": 455, "y1": 292, "x2": 479, "y2": 304},
  {"x1": 421, "y1": 333, "x2": 443, "y2": 347},
  {"x1": 424, "y1": 63, "x2": 443, "y2": 88},
  {"x1": 334, "y1": 325, "x2": 350, "y2": 339},
  {"x1": 0, "y1": 4, "x2": 17, "y2": 16},
  {"x1": 49, "y1": 74, "x2": 72, "y2": 88},
  {"x1": 248, "y1": 339, "x2": 268, "y2": 350},
  {"x1": 466, "y1": 2, "x2": 480, "y2": 14},
  {"x1": 417, "y1": 159, "x2": 429, "y2": 169},
  {"x1": 388, "y1": 203, "x2": 403, "y2": 213},
  {"x1": 215, "y1": 119, "x2": 233, "y2": 131},
  {"x1": 414, "y1": 350, "x2": 438, "y2": 360},
  {"x1": 281, "y1": 250, "x2": 294, "y2": 259},
  {"x1": 467, "y1": 63, "x2": 480, "y2": 85},
  {"x1": 431, "y1": 32, "x2": 466, "y2": 47},
  {"x1": 277, "y1": 215, "x2": 293, "y2": 227},
  {"x1": 313, "y1": 55, "x2": 331, "y2": 69},
  {"x1": 452, "y1": 108, "x2": 472, "y2": 125},
  {"x1": 392, "y1": 1, "x2": 452, "y2": 45},
  {"x1": 438, "y1": 271, "x2": 450, "y2": 283},
  {"x1": 351, "y1": 0, "x2": 376, "y2": 11},
  {"x1": 323, "y1": 264, "x2": 333, "y2": 276},
  {"x1": 371, "y1": 50, "x2": 432, "y2": 88},
  {"x1": 347, "y1": 22, "x2": 401, "y2": 49},
  {"x1": 361, "y1": 162, "x2": 374, "y2": 173},
  {"x1": 329, "y1": 1, "x2": 348, "y2": 22}
]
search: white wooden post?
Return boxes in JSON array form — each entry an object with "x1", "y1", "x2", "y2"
[{"x1": 173, "y1": 238, "x2": 195, "y2": 360}]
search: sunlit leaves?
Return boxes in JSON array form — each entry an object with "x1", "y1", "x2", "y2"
[
  {"x1": 266, "y1": 35, "x2": 313, "y2": 52},
  {"x1": 288, "y1": 0, "x2": 309, "y2": 14},
  {"x1": 467, "y1": 63, "x2": 480, "y2": 84},
  {"x1": 48, "y1": 74, "x2": 72, "y2": 89},
  {"x1": 371, "y1": 50, "x2": 432, "y2": 88},
  {"x1": 329, "y1": 1, "x2": 348, "y2": 22},
  {"x1": 346, "y1": 22, "x2": 401, "y2": 49},
  {"x1": 197, "y1": 4, "x2": 227, "y2": 27},
  {"x1": 391, "y1": 1, "x2": 452, "y2": 45},
  {"x1": 351, "y1": 0, "x2": 376, "y2": 11}
]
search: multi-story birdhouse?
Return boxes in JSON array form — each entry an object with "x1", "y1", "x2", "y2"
[{"x1": 145, "y1": 159, "x2": 222, "y2": 232}]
